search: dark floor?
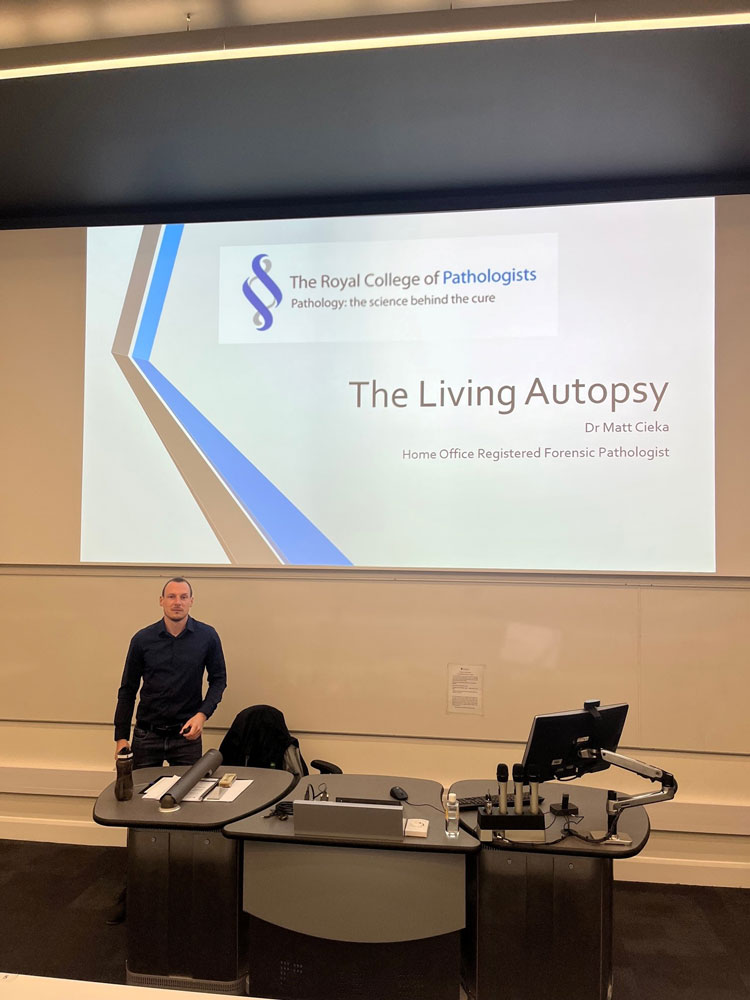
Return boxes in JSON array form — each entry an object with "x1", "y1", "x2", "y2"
[
  {"x1": 0, "y1": 840, "x2": 748, "y2": 998},
  {"x1": 0, "y1": 839, "x2": 127, "y2": 984},
  {"x1": 612, "y1": 881, "x2": 750, "y2": 1000}
]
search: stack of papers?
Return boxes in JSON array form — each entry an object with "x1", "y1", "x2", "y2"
[{"x1": 140, "y1": 776, "x2": 253, "y2": 802}]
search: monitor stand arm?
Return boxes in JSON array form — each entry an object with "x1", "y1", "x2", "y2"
[{"x1": 579, "y1": 748, "x2": 678, "y2": 838}]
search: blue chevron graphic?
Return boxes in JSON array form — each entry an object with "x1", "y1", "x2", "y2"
[{"x1": 130, "y1": 224, "x2": 351, "y2": 566}]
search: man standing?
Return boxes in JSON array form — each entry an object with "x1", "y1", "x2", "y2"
[{"x1": 114, "y1": 577, "x2": 227, "y2": 768}]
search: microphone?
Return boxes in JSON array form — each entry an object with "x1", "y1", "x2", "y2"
[
  {"x1": 159, "y1": 748, "x2": 223, "y2": 810},
  {"x1": 512, "y1": 763, "x2": 525, "y2": 814},
  {"x1": 527, "y1": 766, "x2": 540, "y2": 815},
  {"x1": 496, "y1": 763, "x2": 508, "y2": 814}
]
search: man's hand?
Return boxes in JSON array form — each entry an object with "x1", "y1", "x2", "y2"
[
  {"x1": 115, "y1": 739, "x2": 130, "y2": 762},
  {"x1": 180, "y1": 712, "x2": 207, "y2": 740}
]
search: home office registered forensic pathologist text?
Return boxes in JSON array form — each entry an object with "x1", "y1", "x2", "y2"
[{"x1": 402, "y1": 446, "x2": 671, "y2": 462}]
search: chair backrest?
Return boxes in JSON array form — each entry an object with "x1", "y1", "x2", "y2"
[{"x1": 218, "y1": 704, "x2": 309, "y2": 777}]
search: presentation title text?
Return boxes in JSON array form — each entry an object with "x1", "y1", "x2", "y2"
[{"x1": 348, "y1": 378, "x2": 669, "y2": 414}]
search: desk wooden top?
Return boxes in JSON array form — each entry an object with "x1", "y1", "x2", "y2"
[
  {"x1": 224, "y1": 773, "x2": 478, "y2": 852},
  {"x1": 93, "y1": 765, "x2": 294, "y2": 830}
]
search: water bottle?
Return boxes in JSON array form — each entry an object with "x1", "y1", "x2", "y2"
[
  {"x1": 115, "y1": 746, "x2": 134, "y2": 802},
  {"x1": 445, "y1": 791, "x2": 460, "y2": 838}
]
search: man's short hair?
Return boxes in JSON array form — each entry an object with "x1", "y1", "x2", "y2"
[{"x1": 162, "y1": 576, "x2": 193, "y2": 597}]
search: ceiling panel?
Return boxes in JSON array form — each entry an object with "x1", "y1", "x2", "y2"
[{"x1": 0, "y1": 23, "x2": 748, "y2": 225}]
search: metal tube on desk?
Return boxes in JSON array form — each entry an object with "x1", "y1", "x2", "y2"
[{"x1": 159, "y1": 748, "x2": 223, "y2": 810}]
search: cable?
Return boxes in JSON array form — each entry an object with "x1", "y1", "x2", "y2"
[
  {"x1": 405, "y1": 801, "x2": 446, "y2": 815},
  {"x1": 264, "y1": 801, "x2": 293, "y2": 820},
  {"x1": 558, "y1": 814, "x2": 615, "y2": 844}
]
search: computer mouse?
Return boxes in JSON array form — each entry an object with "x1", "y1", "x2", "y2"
[{"x1": 390, "y1": 786, "x2": 408, "y2": 801}]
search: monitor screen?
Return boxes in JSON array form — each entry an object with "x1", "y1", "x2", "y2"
[{"x1": 521, "y1": 702, "x2": 629, "y2": 781}]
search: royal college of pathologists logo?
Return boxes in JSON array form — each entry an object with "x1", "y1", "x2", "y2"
[{"x1": 241, "y1": 252, "x2": 283, "y2": 332}]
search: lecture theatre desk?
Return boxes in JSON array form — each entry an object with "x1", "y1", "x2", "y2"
[
  {"x1": 450, "y1": 779, "x2": 650, "y2": 1000},
  {"x1": 223, "y1": 774, "x2": 479, "y2": 1000},
  {"x1": 94, "y1": 765, "x2": 294, "y2": 995}
]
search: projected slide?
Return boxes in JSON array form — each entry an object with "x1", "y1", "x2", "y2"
[{"x1": 81, "y1": 198, "x2": 715, "y2": 571}]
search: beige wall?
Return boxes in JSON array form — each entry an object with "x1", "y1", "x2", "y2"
[{"x1": 0, "y1": 566, "x2": 749, "y2": 754}]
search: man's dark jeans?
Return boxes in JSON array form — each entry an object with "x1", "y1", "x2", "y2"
[{"x1": 132, "y1": 726, "x2": 203, "y2": 768}]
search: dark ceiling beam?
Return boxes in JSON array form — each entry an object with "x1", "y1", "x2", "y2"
[{"x1": 1, "y1": 21, "x2": 749, "y2": 227}]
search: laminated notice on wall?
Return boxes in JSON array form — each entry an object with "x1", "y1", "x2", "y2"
[{"x1": 447, "y1": 663, "x2": 484, "y2": 715}]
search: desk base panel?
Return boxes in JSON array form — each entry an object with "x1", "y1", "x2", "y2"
[
  {"x1": 463, "y1": 848, "x2": 613, "y2": 1000},
  {"x1": 125, "y1": 963, "x2": 246, "y2": 995},
  {"x1": 126, "y1": 828, "x2": 247, "y2": 987},
  {"x1": 247, "y1": 915, "x2": 460, "y2": 1000}
]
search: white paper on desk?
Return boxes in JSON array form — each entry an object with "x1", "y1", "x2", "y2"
[
  {"x1": 182, "y1": 778, "x2": 220, "y2": 801},
  {"x1": 203, "y1": 778, "x2": 253, "y2": 802},
  {"x1": 140, "y1": 775, "x2": 216, "y2": 801},
  {"x1": 141, "y1": 776, "x2": 179, "y2": 799},
  {"x1": 140, "y1": 775, "x2": 253, "y2": 802}
]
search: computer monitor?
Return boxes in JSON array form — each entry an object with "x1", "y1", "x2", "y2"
[{"x1": 521, "y1": 702, "x2": 629, "y2": 782}]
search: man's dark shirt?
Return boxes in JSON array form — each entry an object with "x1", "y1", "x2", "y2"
[{"x1": 114, "y1": 617, "x2": 227, "y2": 741}]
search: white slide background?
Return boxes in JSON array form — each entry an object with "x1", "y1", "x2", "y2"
[{"x1": 82, "y1": 198, "x2": 715, "y2": 571}]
